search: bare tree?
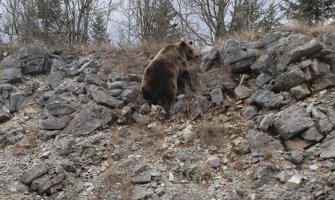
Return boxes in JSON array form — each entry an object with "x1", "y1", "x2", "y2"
[
  {"x1": 0, "y1": 0, "x2": 119, "y2": 45},
  {"x1": 173, "y1": 0, "x2": 282, "y2": 45}
]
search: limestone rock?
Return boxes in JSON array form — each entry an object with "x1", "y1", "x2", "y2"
[
  {"x1": 241, "y1": 106, "x2": 258, "y2": 120},
  {"x1": 301, "y1": 127, "x2": 323, "y2": 142},
  {"x1": 91, "y1": 87, "x2": 124, "y2": 109},
  {"x1": 132, "y1": 172, "x2": 151, "y2": 184},
  {"x1": 310, "y1": 59, "x2": 331, "y2": 79},
  {"x1": 18, "y1": 44, "x2": 51, "y2": 75},
  {"x1": 259, "y1": 113, "x2": 275, "y2": 131},
  {"x1": 0, "y1": 106, "x2": 11, "y2": 123},
  {"x1": 183, "y1": 125, "x2": 194, "y2": 143},
  {"x1": 288, "y1": 39, "x2": 323, "y2": 63},
  {"x1": 219, "y1": 40, "x2": 259, "y2": 73},
  {"x1": 246, "y1": 129, "x2": 284, "y2": 154},
  {"x1": 289, "y1": 84, "x2": 311, "y2": 100},
  {"x1": 46, "y1": 102, "x2": 77, "y2": 117},
  {"x1": 327, "y1": 106, "x2": 335, "y2": 125},
  {"x1": 274, "y1": 66, "x2": 305, "y2": 92},
  {"x1": 40, "y1": 115, "x2": 71, "y2": 130},
  {"x1": 20, "y1": 165, "x2": 50, "y2": 184},
  {"x1": 320, "y1": 132, "x2": 335, "y2": 158},
  {"x1": 317, "y1": 117, "x2": 334, "y2": 135},
  {"x1": 0, "y1": 68, "x2": 22, "y2": 85},
  {"x1": 48, "y1": 71, "x2": 65, "y2": 90},
  {"x1": 133, "y1": 185, "x2": 153, "y2": 200},
  {"x1": 234, "y1": 85, "x2": 252, "y2": 99},
  {"x1": 256, "y1": 73, "x2": 272, "y2": 87},
  {"x1": 210, "y1": 87, "x2": 224, "y2": 105},
  {"x1": 248, "y1": 89, "x2": 284, "y2": 109},
  {"x1": 273, "y1": 105, "x2": 315, "y2": 140},
  {"x1": 206, "y1": 156, "x2": 221, "y2": 168},
  {"x1": 63, "y1": 102, "x2": 116, "y2": 136},
  {"x1": 85, "y1": 73, "x2": 102, "y2": 85}
]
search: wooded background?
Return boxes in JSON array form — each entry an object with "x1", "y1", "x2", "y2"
[{"x1": 0, "y1": 0, "x2": 334, "y2": 47}]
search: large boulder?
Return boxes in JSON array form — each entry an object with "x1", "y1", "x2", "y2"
[
  {"x1": 220, "y1": 40, "x2": 259, "y2": 73},
  {"x1": 248, "y1": 89, "x2": 284, "y2": 109},
  {"x1": 40, "y1": 115, "x2": 72, "y2": 130},
  {"x1": 18, "y1": 44, "x2": 51, "y2": 75},
  {"x1": 320, "y1": 131, "x2": 335, "y2": 158},
  {"x1": 273, "y1": 105, "x2": 315, "y2": 140},
  {"x1": 63, "y1": 102, "x2": 116, "y2": 136},
  {"x1": 0, "y1": 44, "x2": 51, "y2": 84},
  {"x1": 251, "y1": 34, "x2": 314, "y2": 77},
  {"x1": 288, "y1": 39, "x2": 323, "y2": 63},
  {"x1": 309, "y1": 59, "x2": 331, "y2": 79},
  {"x1": 311, "y1": 73, "x2": 335, "y2": 91},
  {"x1": 289, "y1": 84, "x2": 311, "y2": 100},
  {"x1": 45, "y1": 102, "x2": 77, "y2": 117},
  {"x1": 89, "y1": 86, "x2": 124, "y2": 109},
  {"x1": 273, "y1": 65, "x2": 305, "y2": 92},
  {"x1": 246, "y1": 129, "x2": 284, "y2": 154},
  {"x1": 0, "y1": 68, "x2": 22, "y2": 85},
  {"x1": 47, "y1": 59, "x2": 66, "y2": 89},
  {"x1": 3, "y1": 54, "x2": 22, "y2": 69}
]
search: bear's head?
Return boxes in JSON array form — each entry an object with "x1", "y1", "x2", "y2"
[{"x1": 178, "y1": 41, "x2": 199, "y2": 61}]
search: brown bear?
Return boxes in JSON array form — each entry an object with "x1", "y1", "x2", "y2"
[{"x1": 141, "y1": 41, "x2": 198, "y2": 117}]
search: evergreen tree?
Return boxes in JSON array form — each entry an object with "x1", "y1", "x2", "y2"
[
  {"x1": 283, "y1": 0, "x2": 335, "y2": 25},
  {"x1": 153, "y1": 0, "x2": 180, "y2": 42},
  {"x1": 36, "y1": 0, "x2": 62, "y2": 42},
  {"x1": 92, "y1": 14, "x2": 108, "y2": 44}
]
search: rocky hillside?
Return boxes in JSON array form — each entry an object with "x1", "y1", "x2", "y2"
[{"x1": 1, "y1": 31, "x2": 335, "y2": 200}]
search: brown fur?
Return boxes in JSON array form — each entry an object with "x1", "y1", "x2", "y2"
[{"x1": 141, "y1": 41, "x2": 198, "y2": 116}]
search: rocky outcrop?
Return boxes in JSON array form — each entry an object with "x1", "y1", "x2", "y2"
[
  {"x1": 1, "y1": 31, "x2": 335, "y2": 199},
  {"x1": 198, "y1": 33, "x2": 335, "y2": 200}
]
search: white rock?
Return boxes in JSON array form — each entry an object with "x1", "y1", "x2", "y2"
[
  {"x1": 182, "y1": 125, "x2": 194, "y2": 143},
  {"x1": 169, "y1": 172, "x2": 174, "y2": 182},
  {"x1": 206, "y1": 156, "x2": 221, "y2": 168},
  {"x1": 147, "y1": 123, "x2": 157, "y2": 129},
  {"x1": 309, "y1": 164, "x2": 319, "y2": 170},
  {"x1": 287, "y1": 174, "x2": 303, "y2": 185}
]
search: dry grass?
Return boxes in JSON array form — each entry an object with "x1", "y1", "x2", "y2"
[
  {"x1": 98, "y1": 168, "x2": 133, "y2": 200},
  {"x1": 213, "y1": 30, "x2": 264, "y2": 46},
  {"x1": 197, "y1": 123, "x2": 228, "y2": 148},
  {"x1": 137, "y1": 40, "x2": 167, "y2": 56},
  {"x1": 101, "y1": 58, "x2": 116, "y2": 75},
  {"x1": 11, "y1": 129, "x2": 39, "y2": 156},
  {"x1": 100, "y1": 41, "x2": 167, "y2": 75},
  {"x1": 279, "y1": 21, "x2": 335, "y2": 37},
  {"x1": 116, "y1": 48, "x2": 146, "y2": 73}
]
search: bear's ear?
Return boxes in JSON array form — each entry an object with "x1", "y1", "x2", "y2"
[
  {"x1": 188, "y1": 41, "x2": 193, "y2": 45},
  {"x1": 180, "y1": 41, "x2": 186, "y2": 47}
]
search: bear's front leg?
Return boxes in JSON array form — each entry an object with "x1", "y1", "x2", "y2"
[{"x1": 180, "y1": 70, "x2": 196, "y2": 92}]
